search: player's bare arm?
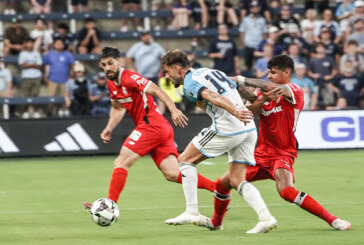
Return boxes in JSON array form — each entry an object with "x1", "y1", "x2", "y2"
[
  {"x1": 145, "y1": 82, "x2": 188, "y2": 128},
  {"x1": 200, "y1": 88, "x2": 253, "y2": 124},
  {"x1": 237, "y1": 85, "x2": 257, "y2": 102},
  {"x1": 101, "y1": 101, "x2": 127, "y2": 143}
]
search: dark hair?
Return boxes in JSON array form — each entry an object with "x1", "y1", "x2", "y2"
[
  {"x1": 347, "y1": 40, "x2": 358, "y2": 46},
  {"x1": 100, "y1": 47, "x2": 120, "y2": 60},
  {"x1": 160, "y1": 49, "x2": 190, "y2": 68},
  {"x1": 57, "y1": 22, "x2": 69, "y2": 32},
  {"x1": 315, "y1": 42, "x2": 326, "y2": 49},
  {"x1": 267, "y1": 55, "x2": 294, "y2": 74},
  {"x1": 35, "y1": 16, "x2": 46, "y2": 25},
  {"x1": 354, "y1": 18, "x2": 364, "y2": 25},
  {"x1": 84, "y1": 17, "x2": 95, "y2": 23},
  {"x1": 25, "y1": 37, "x2": 35, "y2": 43}
]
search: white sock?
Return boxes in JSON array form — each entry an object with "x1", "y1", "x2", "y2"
[
  {"x1": 180, "y1": 162, "x2": 199, "y2": 215},
  {"x1": 238, "y1": 181, "x2": 272, "y2": 221}
]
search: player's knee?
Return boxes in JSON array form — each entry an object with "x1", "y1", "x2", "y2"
[
  {"x1": 163, "y1": 172, "x2": 178, "y2": 182},
  {"x1": 113, "y1": 156, "x2": 129, "y2": 169}
]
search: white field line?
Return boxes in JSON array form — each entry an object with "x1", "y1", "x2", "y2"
[{"x1": 0, "y1": 201, "x2": 362, "y2": 214}]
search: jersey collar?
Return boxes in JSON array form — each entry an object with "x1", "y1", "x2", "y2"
[{"x1": 114, "y1": 68, "x2": 125, "y2": 86}]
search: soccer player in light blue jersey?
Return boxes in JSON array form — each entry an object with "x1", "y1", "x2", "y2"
[{"x1": 160, "y1": 49, "x2": 277, "y2": 233}]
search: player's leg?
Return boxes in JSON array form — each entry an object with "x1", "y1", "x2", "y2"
[
  {"x1": 275, "y1": 166, "x2": 351, "y2": 230},
  {"x1": 108, "y1": 146, "x2": 141, "y2": 202}
]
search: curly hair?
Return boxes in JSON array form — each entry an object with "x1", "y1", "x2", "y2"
[
  {"x1": 267, "y1": 55, "x2": 294, "y2": 74},
  {"x1": 100, "y1": 47, "x2": 120, "y2": 60},
  {"x1": 160, "y1": 49, "x2": 190, "y2": 68}
]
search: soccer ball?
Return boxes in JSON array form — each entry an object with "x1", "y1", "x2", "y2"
[{"x1": 90, "y1": 198, "x2": 119, "y2": 227}]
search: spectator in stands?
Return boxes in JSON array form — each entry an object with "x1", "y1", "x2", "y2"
[
  {"x1": 239, "y1": 1, "x2": 268, "y2": 71},
  {"x1": 72, "y1": 0, "x2": 88, "y2": 13},
  {"x1": 3, "y1": 17, "x2": 29, "y2": 56},
  {"x1": 287, "y1": 43, "x2": 307, "y2": 66},
  {"x1": 52, "y1": 22, "x2": 74, "y2": 52},
  {"x1": 89, "y1": 72, "x2": 110, "y2": 116},
  {"x1": 274, "y1": 4, "x2": 300, "y2": 41},
  {"x1": 30, "y1": 17, "x2": 53, "y2": 54},
  {"x1": 77, "y1": 17, "x2": 102, "y2": 54},
  {"x1": 208, "y1": 24, "x2": 240, "y2": 76},
  {"x1": 43, "y1": 38, "x2": 75, "y2": 117},
  {"x1": 3, "y1": 0, "x2": 16, "y2": 15},
  {"x1": 329, "y1": 60, "x2": 364, "y2": 110},
  {"x1": 308, "y1": 42, "x2": 338, "y2": 109},
  {"x1": 153, "y1": 0, "x2": 174, "y2": 30},
  {"x1": 347, "y1": 19, "x2": 364, "y2": 49},
  {"x1": 300, "y1": 8, "x2": 320, "y2": 45},
  {"x1": 18, "y1": 38, "x2": 43, "y2": 119},
  {"x1": 281, "y1": 24, "x2": 310, "y2": 57},
  {"x1": 190, "y1": 0, "x2": 210, "y2": 49},
  {"x1": 347, "y1": 0, "x2": 364, "y2": 35},
  {"x1": 126, "y1": 31, "x2": 165, "y2": 85},
  {"x1": 0, "y1": 56, "x2": 14, "y2": 98},
  {"x1": 215, "y1": 0, "x2": 239, "y2": 27},
  {"x1": 314, "y1": 8, "x2": 342, "y2": 44},
  {"x1": 335, "y1": 0, "x2": 355, "y2": 41},
  {"x1": 291, "y1": 63, "x2": 316, "y2": 110},
  {"x1": 254, "y1": 26, "x2": 285, "y2": 58},
  {"x1": 340, "y1": 40, "x2": 364, "y2": 74},
  {"x1": 315, "y1": 27, "x2": 341, "y2": 67},
  {"x1": 305, "y1": 0, "x2": 329, "y2": 14},
  {"x1": 65, "y1": 62, "x2": 92, "y2": 116},
  {"x1": 30, "y1": 0, "x2": 52, "y2": 14},
  {"x1": 120, "y1": 0, "x2": 143, "y2": 32},
  {"x1": 254, "y1": 43, "x2": 273, "y2": 81},
  {"x1": 171, "y1": 0, "x2": 192, "y2": 30},
  {"x1": 186, "y1": 51, "x2": 203, "y2": 69},
  {"x1": 239, "y1": 0, "x2": 272, "y2": 25}
]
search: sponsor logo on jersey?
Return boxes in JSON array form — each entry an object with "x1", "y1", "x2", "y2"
[
  {"x1": 261, "y1": 106, "x2": 282, "y2": 116},
  {"x1": 130, "y1": 74, "x2": 141, "y2": 81},
  {"x1": 44, "y1": 123, "x2": 98, "y2": 152},
  {"x1": 113, "y1": 91, "x2": 117, "y2": 95},
  {"x1": 136, "y1": 78, "x2": 149, "y2": 86},
  {"x1": 0, "y1": 127, "x2": 20, "y2": 153}
]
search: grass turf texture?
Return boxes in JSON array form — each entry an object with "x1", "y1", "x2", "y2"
[{"x1": 0, "y1": 150, "x2": 362, "y2": 245}]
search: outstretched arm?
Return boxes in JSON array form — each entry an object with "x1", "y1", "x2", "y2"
[
  {"x1": 145, "y1": 82, "x2": 188, "y2": 128},
  {"x1": 101, "y1": 101, "x2": 127, "y2": 143},
  {"x1": 200, "y1": 88, "x2": 253, "y2": 124}
]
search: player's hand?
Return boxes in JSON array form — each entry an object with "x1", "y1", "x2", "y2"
[
  {"x1": 100, "y1": 128, "x2": 112, "y2": 143},
  {"x1": 262, "y1": 87, "x2": 283, "y2": 101},
  {"x1": 234, "y1": 109, "x2": 253, "y2": 125},
  {"x1": 171, "y1": 109, "x2": 189, "y2": 128}
]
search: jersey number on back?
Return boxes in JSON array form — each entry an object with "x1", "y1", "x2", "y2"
[{"x1": 205, "y1": 71, "x2": 234, "y2": 95}]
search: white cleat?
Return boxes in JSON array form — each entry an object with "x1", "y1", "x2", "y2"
[
  {"x1": 331, "y1": 219, "x2": 351, "y2": 230},
  {"x1": 197, "y1": 215, "x2": 223, "y2": 231},
  {"x1": 165, "y1": 212, "x2": 202, "y2": 226},
  {"x1": 246, "y1": 216, "x2": 278, "y2": 234}
]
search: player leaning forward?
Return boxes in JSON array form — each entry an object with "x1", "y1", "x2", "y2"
[
  {"x1": 84, "y1": 47, "x2": 216, "y2": 209},
  {"x1": 161, "y1": 49, "x2": 278, "y2": 233}
]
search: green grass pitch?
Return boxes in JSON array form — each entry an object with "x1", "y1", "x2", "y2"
[{"x1": 0, "y1": 150, "x2": 363, "y2": 245}]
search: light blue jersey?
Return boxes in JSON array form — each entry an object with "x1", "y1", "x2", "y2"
[{"x1": 183, "y1": 68, "x2": 256, "y2": 135}]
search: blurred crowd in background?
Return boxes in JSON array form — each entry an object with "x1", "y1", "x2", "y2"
[{"x1": 0, "y1": 0, "x2": 363, "y2": 119}]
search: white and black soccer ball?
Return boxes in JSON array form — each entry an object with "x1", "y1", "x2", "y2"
[{"x1": 90, "y1": 198, "x2": 119, "y2": 227}]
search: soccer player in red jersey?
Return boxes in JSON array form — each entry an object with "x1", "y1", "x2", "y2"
[
  {"x1": 84, "y1": 47, "x2": 215, "y2": 209},
  {"x1": 204, "y1": 55, "x2": 351, "y2": 231}
]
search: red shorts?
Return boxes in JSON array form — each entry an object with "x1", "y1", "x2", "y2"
[
  {"x1": 246, "y1": 155, "x2": 295, "y2": 182},
  {"x1": 123, "y1": 122, "x2": 178, "y2": 166}
]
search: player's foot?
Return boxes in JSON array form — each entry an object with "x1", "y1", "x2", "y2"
[
  {"x1": 165, "y1": 212, "x2": 202, "y2": 226},
  {"x1": 83, "y1": 202, "x2": 92, "y2": 210},
  {"x1": 197, "y1": 215, "x2": 223, "y2": 231},
  {"x1": 246, "y1": 216, "x2": 277, "y2": 234},
  {"x1": 331, "y1": 219, "x2": 351, "y2": 230}
]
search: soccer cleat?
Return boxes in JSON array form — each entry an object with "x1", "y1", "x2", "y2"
[
  {"x1": 331, "y1": 219, "x2": 351, "y2": 230},
  {"x1": 246, "y1": 216, "x2": 278, "y2": 234},
  {"x1": 83, "y1": 202, "x2": 92, "y2": 210},
  {"x1": 165, "y1": 212, "x2": 203, "y2": 226},
  {"x1": 197, "y1": 215, "x2": 223, "y2": 231}
]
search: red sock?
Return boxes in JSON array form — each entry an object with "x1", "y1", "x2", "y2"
[
  {"x1": 177, "y1": 172, "x2": 215, "y2": 192},
  {"x1": 108, "y1": 168, "x2": 128, "y2": 203},
  {"x1": 211, "y1": 178, "x2": 231, "y2": 226},
  {"x1": 280, "y1": 186, "x2": 337, "y2": 224}
]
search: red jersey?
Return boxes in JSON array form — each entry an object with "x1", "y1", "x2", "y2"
[
  {"x1": 255, "y1": 83, "x2": 304, "y2": 159},
  {"x1": 107, "y1": 69, "x2": 167, "y2": 126}
]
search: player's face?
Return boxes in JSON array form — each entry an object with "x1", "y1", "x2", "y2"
[
  {"x1": 267, "y1": 67, "x2": 290, "y2": 84},
  {"x1": 163, "y1": 65, "x2": 183, "y2": 88},
  {"x1": 99, "y1": 57, "x2": 121, "y2": 81}
]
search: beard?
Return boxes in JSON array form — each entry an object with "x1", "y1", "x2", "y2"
[{"x1": 106, "y1": 70, "x2": 119, "y2": 81}]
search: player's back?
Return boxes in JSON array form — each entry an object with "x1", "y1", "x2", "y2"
[{"x1": 184, "y1": 68, "x2": 255, "y2": 135}]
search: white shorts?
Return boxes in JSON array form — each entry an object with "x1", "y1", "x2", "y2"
[{"x1": 192, "y1": 127, "x2": 257, "y2": 165}]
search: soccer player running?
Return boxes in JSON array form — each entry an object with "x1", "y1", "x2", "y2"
[
  {"x1": 203, "y1": 54, "x2": 351, "y2": 231},
  {"x1": 84, "y1": 47, "x2": 216, "y2": 209},
  {"x1": 161, "y1": 49, "x2": 278, "y2": 233}
]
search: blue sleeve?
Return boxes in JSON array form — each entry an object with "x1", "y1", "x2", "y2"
[
  {"x1": 184, "y1": 78, "x2": 206, "y2": 101},
  {"x1": 307, "y1": 78, "x2": 315, "y2": 93}
]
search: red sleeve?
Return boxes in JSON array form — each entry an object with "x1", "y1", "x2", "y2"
[
  {"x1": 285, "y1": 83, "x2": 304, "y2": 108},
  {"x1": 107, "y1": 81, "x2": 118, "y2": 101},
  {"x1": 123, "y1": 70, "x2": 152, "y2": 93}
]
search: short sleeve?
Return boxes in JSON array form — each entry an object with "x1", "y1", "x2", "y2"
[
  {"x1": 123, "y1": 71, "x2": 152, "y2": 93},
  {"x1": 285, "y1": 83, "x2": 304, "y2": 107},
  {"x1": 184, "y1": 78, "x2": 206, "y2": 101}
]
